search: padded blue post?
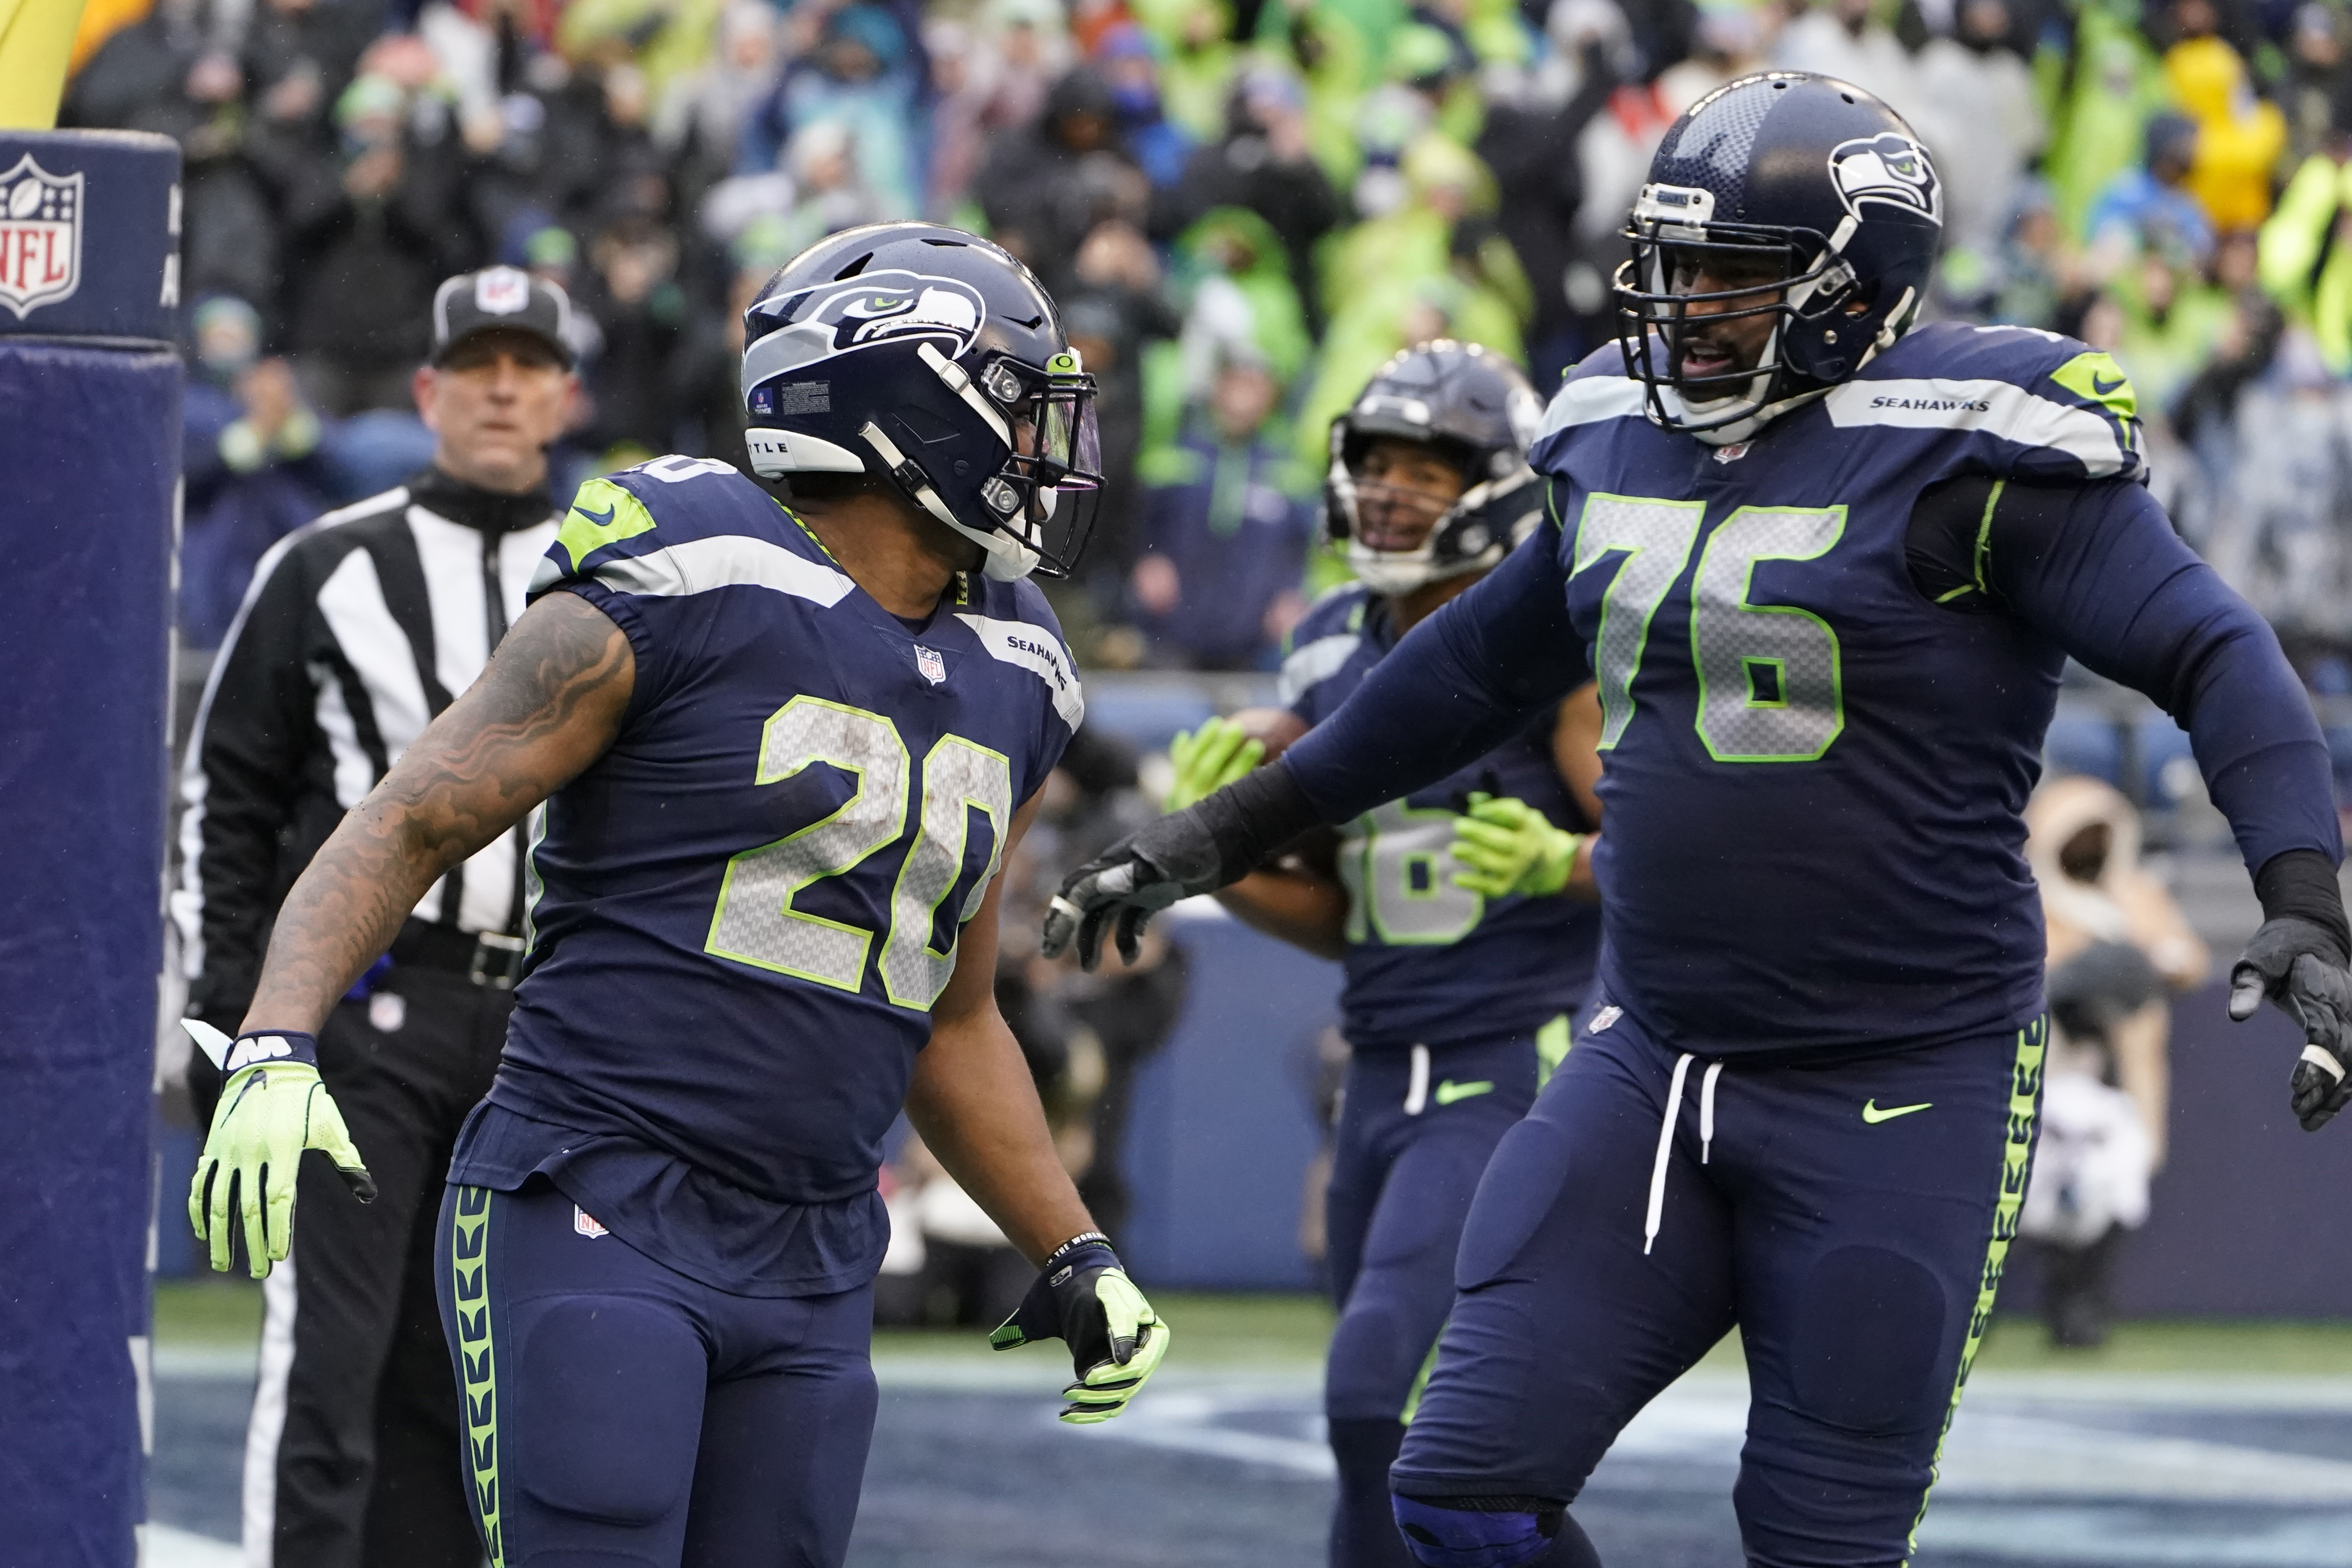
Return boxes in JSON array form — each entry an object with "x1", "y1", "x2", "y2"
[{"x1": 0, "y1": 129, "x2": 181, "y2": 1567}]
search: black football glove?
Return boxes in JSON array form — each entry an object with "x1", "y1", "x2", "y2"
[
  {"x1": 2230, "y1": 916, "x2": 2352, "y2": 1131},
  {"x1": 989, "y1": 1237, "x2": 1170, "y2": 1423},
  {"x1": 1042, "y1": 762, "x2": 1320, "y2": 970}
]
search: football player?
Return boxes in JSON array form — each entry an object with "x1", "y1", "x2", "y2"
[
  {"x1": 1163, "y1": 342, "x2": 1604, "y2": 1568},
  {"x1": 183, "y1": 223, "x2": 1166, "y2": 1568},
  {"x1": 1045, "y1": 75, "x2": 2352, "y2": 1568}
]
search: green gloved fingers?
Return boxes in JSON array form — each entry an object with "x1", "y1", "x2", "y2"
[
  {"x1": 187, "y1": 1031, "x2": 373, "y2": 1279},
  {"x1": 989, "y1": 1237, "x2": 1170, "y2": 1423},
  {"x1": 1164, "y1": 716, "x2": 1265, "y2": 813},
  {"x1": 1056, "y1": 1269, "x2": 1171, "y2": 1424},
  {"x1": 1448, "y1": 794, "x2": 1580, "y2": 897}
]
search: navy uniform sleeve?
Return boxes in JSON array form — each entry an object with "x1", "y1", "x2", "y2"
[
  {"x1": 1959, "y1": 475, "x2": 2341, "y2": 876},
  {"x1": 1281, "y1": 516, "x2": 1588, "y2": 822}
]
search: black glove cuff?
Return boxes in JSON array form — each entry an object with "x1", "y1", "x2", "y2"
[
  {"x1": 1197, "y1": 759, "x2": 1323, "y2": 884},
  {"x1": 1042, "y1": 1231, "x2": 1114, "y2": 1274},
  {"x1": 2255, "y1": 849, "x2": 2351, "y2": 966}
]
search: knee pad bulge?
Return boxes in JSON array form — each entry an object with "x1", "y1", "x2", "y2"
[{"x1": 1392, "y1": 1493, "x2": 1561, "y2": 1568}]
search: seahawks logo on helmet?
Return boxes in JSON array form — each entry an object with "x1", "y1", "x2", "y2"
[
  {"x1": 1828, "y1": 132, "x2": 1941, "y2": 226},
  {"x1": 744, "y1": 269, "x2": 989, "y2": 382}
]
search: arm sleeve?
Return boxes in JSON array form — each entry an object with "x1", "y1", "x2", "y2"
[
  {"x1": 178, "y1": 548, "x2": 318, "y2": 1026},
  {"x1": 1281, "y1": 518, "x2": 1589, "y2": 822},
  {"x1": 1984, "y1": 475, "x2": 2341, "y2": 876}
]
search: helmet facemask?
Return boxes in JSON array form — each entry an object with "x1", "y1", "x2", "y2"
[
  {"x1": 1615, "y1": 181, "x2": 1913, "y2": 442},
  {"x1": 1327, "y1": 431, "x2": 1534, "y2": 595}
]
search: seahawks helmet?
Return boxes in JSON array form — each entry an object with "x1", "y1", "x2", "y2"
[
  {"x1": 1325, "y1": 341, "x2": 1545, "y2": 595},
  {"x1": 1615, "y1": 73, "x2": 1943, "y2": 441},
  {"x1": 740, "y1": 223, "x2": 1103, "y2": 580}
]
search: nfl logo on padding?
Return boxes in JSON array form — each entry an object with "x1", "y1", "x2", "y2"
[
  {"x1": 914, "y1": 645, "x2": 947, "y2": 685},
  {"x1": 0, "y1": 156, "x2": 82, "y2": 319}
]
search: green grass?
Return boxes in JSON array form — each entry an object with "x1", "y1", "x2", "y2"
[
  {"x1": 156, "y1": 1277, "x2": 2352, "y2": 1378},
  {"x1": 154, "y1": 1277, "x2": 265, "y2": 1348}
]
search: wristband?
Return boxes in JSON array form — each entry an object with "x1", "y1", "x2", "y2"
[
  {"x1": 2255, "y1": 849, "x2": 2351, "y2": 964},
  {"x1": 222, "y1": 1029, "x2": 322, "y2": 1074},
  {"x1": 1043, "y1": 1230, "x2": 1113, "y2": 1272}
]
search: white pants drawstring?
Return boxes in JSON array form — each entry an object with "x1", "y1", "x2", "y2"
[
  {"x1": 1644, "y1": 1054, "x2": 1694, "y2": 1256},
  {"x1": 1646, "y1": 1056, "x2": 1724, "y2": 1255},
  {"x1": 1700, "y1": 1061, "x2": 1723, "y2": 1164}
]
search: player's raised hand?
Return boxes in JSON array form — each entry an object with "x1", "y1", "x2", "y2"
[
  {"x1": 990, "y1": 1235, "x2": 1170, "y2": 1423},
  {"x1": 1044, "y1": 761, "x2": 1322, "y2": 970},
  {"x1": 2228, "y1": 918, "x2": 2352, "y2": 1131},
  {"x1": 185, "y1": 1021, "x2": 376, "y2": 1277},
  {"x1": 1163, "y1": 716, "x2": 1264, "y2": 812},
  {"x1": 1448, "y1": 792, "x2": 1582, "y2": 898}
]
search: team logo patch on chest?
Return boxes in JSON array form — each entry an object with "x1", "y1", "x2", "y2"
[{"x1": 914, "y1": 644, "x2": 948, "y2": 685}]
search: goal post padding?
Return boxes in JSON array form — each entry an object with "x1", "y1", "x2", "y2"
[{"x1": 0, "y1": 129, "x2": 180, "y2": 1567}]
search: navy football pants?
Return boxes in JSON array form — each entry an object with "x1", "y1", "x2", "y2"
[
  {"x1": 1394, "y1": 1008, "x2": 2046, "y2": 1568},
  {"x1": 1326, "y1": 1032, "x2": 1541, "y2": 1568},
  {"x1": 436, "y1": 1182, "x2": 877, "y2": 1568}
]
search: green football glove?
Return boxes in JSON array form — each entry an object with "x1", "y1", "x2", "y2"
[
  {"x1": 1448, "y1": 792, "x2": 1582, "y2": 898},
  {"x1": 1163, "y1": 716, "x2": 1264, "y2": 813},
  {"x1": 990, "y1": 1235, "x2": 1170, "y2": 1423},
  {"x1": 184, "y1": 1021, "x2": 375, "y2": 1278}
]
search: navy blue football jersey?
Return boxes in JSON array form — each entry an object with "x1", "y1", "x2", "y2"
[
  {"x1": 1286, "y1": 320, "x2": 2335, "y2": 1059},
  {"x1": 1282, "y1": 583, "x2": 1598, "y2": 1052},
  {"x1": 1530, "y1": 322, "x2": 2145, "y2": 1054},
  {"x1": 447, "y1": 453, "x2": 1080, "y2": 1293}
]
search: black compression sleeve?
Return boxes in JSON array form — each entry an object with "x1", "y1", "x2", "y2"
[
  {"x1": 1281, "y1": 515, "x2": 1588, "y2": 823},
  {"x1": 2255, "y1": 848, "x2": 2351, "y2": 963}
]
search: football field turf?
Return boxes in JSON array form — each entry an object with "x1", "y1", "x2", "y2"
[{"x1": 150, "y1": 1284, "x2": 2352, "y2": 1566}]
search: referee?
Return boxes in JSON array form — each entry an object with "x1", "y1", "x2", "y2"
[{"x1": 176, "y1": 267, "x2": 575, "y2": 1568}]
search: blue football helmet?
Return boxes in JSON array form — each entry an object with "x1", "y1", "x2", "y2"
[
  {"x1": 1324, "y1": 340, "x2": 1546, "y2": 594},
  {"x1": 1615, "y1": 72, "x2": 1943, "y2": 440},
  {"x1": 740, "y1": 223, "x2": 1103, "y2": 580}
]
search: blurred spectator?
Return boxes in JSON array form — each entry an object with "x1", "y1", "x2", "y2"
[
  {"x1": 652, "y1": 0, "x2": 779, "y2": 199},
  {"x1": 282, "y1": 69, "x2": 477, "y2": 413},
  {"x1": 1096, "y1": 23, "x2": 1192, "y2": 188},
  {"x1": 2085, "y1": 112, "x2": 2216, "y2": 280},
  {"x1": 1132, "y1": 349, "x2": 1317, "y2": 669},
  {"x1": 974, "y1": 65, "x2": 1147, "y2": 294},
  {"x1": 579, "y1": 213, "x2": 687, "y2": 460},
  {"x1": 739, "y1": 3, "x2": 922, "y2": 218},
  {"x1": 180, "y1": 297, "x2": 334, "y2": 648},
  {"x1": 2282, "y1": 2, "x2": 2352, "y2": 168},
  {"x1": 1155, "y1": 65, "x2": 1344, "y2": 329},
  {"x1": 1060, "y1": 219, "x2": 1184, "y2": 587},
  {"x1": 1914, "y1": 0, "x2": 2044, "y2": 262},
  {"x1": 2021, "y1": 777, "x2": 2208, "y2": 1348},
  {"x1": 2164, "y1": 0, "x2": 2285, "y2": 232}
]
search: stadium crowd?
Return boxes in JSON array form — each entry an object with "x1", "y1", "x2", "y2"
[{"x1": 68, "y1": 0, "x2": 2352, "y2": 682}]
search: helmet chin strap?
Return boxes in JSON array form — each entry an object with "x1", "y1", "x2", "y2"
[{"x1": 859, "y1": 421, "x2": 1041, "y2": 582}]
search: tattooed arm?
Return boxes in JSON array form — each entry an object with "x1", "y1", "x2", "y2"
[{"x1": 239, "y1": 591, "x2": 635, "y2": 1035}]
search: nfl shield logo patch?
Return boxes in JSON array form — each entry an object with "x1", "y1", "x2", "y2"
[
  {"x1": 0, "y1": 156, "x2": 82, "y2": 320},
  {"x1": 914, "y1": 645, "x2": 947, "y2": 684}
]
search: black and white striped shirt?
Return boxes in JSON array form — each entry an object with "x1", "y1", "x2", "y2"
[{"x1": 173, "y1": 477, "x2": 560, "y2": 1026}]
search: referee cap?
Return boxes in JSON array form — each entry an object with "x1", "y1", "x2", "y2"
[{"x1": 431, "y1": 266, "x2": 575, "y2": 368}]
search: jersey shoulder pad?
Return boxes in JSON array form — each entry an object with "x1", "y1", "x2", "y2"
[
  {"x1": 1531, "y1": 347, "x2": 1647, "y2": 472},
  {"x1": 1828, "y1": 321, "x2": 2143, "y2": 482},
  {"x1": 528, "y1": 456, "x2": 855, "y2": 609},
  {"x1": 1278, "y1": 582, "x2": 1371, "y2": 706},
  {"x1": 951, "y1": 574, "x2": 1085, "y2": 733}
]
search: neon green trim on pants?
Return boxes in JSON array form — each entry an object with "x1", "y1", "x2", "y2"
[
  {"x1": 451, "y1": 1185, "x2": 506, "y2": 1568},
  {"x1": 1903, "y1": 1015, "x2": 2045, "y2": 1563}
]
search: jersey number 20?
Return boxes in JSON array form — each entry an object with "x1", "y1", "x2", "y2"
[
  {"x1": 1574, "y1": 493, "x2": 1846, "y2": 763},
  {"x1": 704, "y1": 696, "x2": 1012, "y2": 1011}
]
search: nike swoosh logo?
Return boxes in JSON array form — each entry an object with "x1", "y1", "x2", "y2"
[
  {"x1": 1434, "y1": 1080, "x2": 1494, "y2": 1106},
  {"x1": 1862, "y1": 1099, "x2": 1932, "y2": 1124},
  {"x1": 2091, "y1": 372, "x2": 2126, "y2": 396},
  {"x1": 572, "y1": 503, "x2": 615, "y2": 525}
]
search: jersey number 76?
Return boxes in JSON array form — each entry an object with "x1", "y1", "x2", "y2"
[
  {"x1": 1573, "y1": 493, "x2": 1847, "y2": 764},
  {"x1": 704, "y1": 695, "x2": 1012, "y2": 1012}
]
